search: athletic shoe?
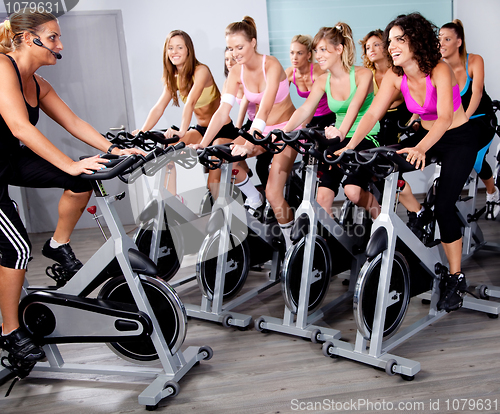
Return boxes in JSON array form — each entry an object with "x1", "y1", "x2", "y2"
[
  {"x1": 437, "y1": 272, "x2": 468, "y2": 312},
  {"x1": 0, "y1": 327, "x2": 45, "y2": 362},
  {"x1": 42, "y1": 239, "x2": 83, "y2": 274},
  {"x1": 406, "y1": 207, "x2": 432, "y2": 240},
  {"x1": 244, "y1": 193, "x2": 265, "y2": 220},
  {"x1": 485, "y1": 187, "x2": 500, "y2": 220}
]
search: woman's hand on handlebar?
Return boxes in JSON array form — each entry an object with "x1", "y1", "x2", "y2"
[
  {"x1": 231, "y1": 142, "x2": 254, "y2": 158},
  {"x1": 396, "y1": 146, "x2": 426, "y2": 170},
  {"x1": 70, "y1": 155, "x2": 110, "y2": 176},
  {"x1": 325, "y1": 126, "x2": 344, "y2": 140},
  {"x1": 333, "y1": 146, "x2": 350, "y2": 157},
  {"x1": 112, "y1": 147, "x2": 147, "y2": 157},
  {"x1": 165, "y1": 127, "x2": 183, "y2": 139},
  {"x1": 188, "y1": 142, "x2": 205, "y2": 151},
  {"x1": 131, "y1": 128, "x2": 142, "y2": 136}
]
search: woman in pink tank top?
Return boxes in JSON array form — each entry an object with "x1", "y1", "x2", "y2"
[
  {"x1": 347, "y1": 13, "x2": 477, "y2": 312},
  {"x1": 192, "y1": 16, "x2": 299, "y2": 234},
  {"x1": 359, "y1": 29, "x2": 412, "y2": 145},
  {"x1": 285, "y1": 34, "x2": 335, "y2": 129}
]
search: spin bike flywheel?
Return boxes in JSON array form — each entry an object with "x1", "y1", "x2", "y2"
[
  {"x1": 135, "y1": 219, "x2": 183, "y2": 282},
  {"x1": 282, "y1": 235, "x2": 331, "y2": 315},
  {"x1": 353, "y1": 251, "x2": 411, "y2": 340},
  {"x1": 98, "y1": 275, "x2": 187, "y2": 362},
  {"x1": 197, "y1": 230, "x2": 250, "y2": 301}
]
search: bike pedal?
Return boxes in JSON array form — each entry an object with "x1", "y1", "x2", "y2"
[
  {"x1": 45, "y1": 263, "x2": 75, "y2": 287},
  {"x1": 1, "y1": 355, "x2": 36, "y2": 381}
]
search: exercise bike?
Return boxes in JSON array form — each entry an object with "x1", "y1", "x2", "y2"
[
  {"x1": 130, "y1": 126, "x2": 242, "y2": 286},
  {"x1": 252, "y1": 128, "x2": 373, "y2": 343},
  {"x1": 458, "y1": 100, "x2": 500, "y2": 299},
  {"x1": 131, "y1": 134, "x2": 206, "y2": 284},
  {"x1": 320, "y1": 146, "x2": 500, "y2": 379},
  {"x1": 43, "y1": 128, "x2": 173, "y2": 287},
  {"x1": 0, "y1": 145, "x2": 213, "y2": 410},
  {"x1": 182, "y1": 142, "x2": 285, "y2": 329}
]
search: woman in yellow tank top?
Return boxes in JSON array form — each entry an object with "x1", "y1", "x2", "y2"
[{"x1": 133, "y1": 30, "x2": 238, "y2": 145}]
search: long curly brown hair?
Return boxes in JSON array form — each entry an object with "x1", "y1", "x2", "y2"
[{"x1": 383, "y1": 13, "x2": 441, "y2": 77}]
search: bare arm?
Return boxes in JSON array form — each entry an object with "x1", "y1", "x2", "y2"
[
  {"x1": 0, "y1": 60, "x2": 108, "y2": 175},
  {"x1": 192, "y1": 64, "x2": 241, "y2": 149},
  {"x1": 252, "y1": 56, "x2": 283, "y2": 128},
  {"x1": 235, "y1": 95, "x2": 250, "y2": 129},
  {"x1": 336, "y1": 66, "x2": 373, "y2": 139},
  {"x1": 398, "y1": 63, "x2": 455, "y2": 170},
  {"x1": 283, "y1": 75, "x2": 326, "y2": 132},
  {"x1": 414, "y1": 63, "x2": 454, "y2": 152},
  {"x1": 137, "y1": 85, "x2": 172, "y2": 132},
  {"x1": 177, "y1": 65, "x2": 213, "y2": 137},
  {"x1": 38, "y1": 78, "x2": 110, "y2": 153},
  {"x1": 465, "y1": 53, "x2": 485, "y2": 119},
  {"x1": 347, "y1": 70, "x2": 400, "y2": 149}
]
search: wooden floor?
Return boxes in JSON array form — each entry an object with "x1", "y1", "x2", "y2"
[{"x1": 1, "y1": 197, "x2": 500, "y2": 414}]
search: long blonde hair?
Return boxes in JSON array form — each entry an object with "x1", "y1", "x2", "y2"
[
  {"x1": 312, "y1": 22, "x2": 355, "y2": 73},
  {"x1": 291, "y1": 34, "x2": 313, "y2": 61}
]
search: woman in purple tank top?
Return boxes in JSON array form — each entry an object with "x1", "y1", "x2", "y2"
[
  {"x1": 346, "y1": 13, "x2": 478, "y2": 312},
  {"x1": 285, "y1": 34, "x2": 335, "y2": 129}
]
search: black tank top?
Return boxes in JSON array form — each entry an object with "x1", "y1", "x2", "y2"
[
  {"x1": 0, "y1": 54, "x2": 40, "y2": 157},
  {"x1": 460, "y1": 54, "x2": 494, "y2": 120}
]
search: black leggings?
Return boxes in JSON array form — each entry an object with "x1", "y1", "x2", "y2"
[
  {"x1": 318, "y1": 136, "x2": 380, "y2": 194},
  {"x1": 378, "y1": 101, "x2": 413, "y2": 146},
  {"x1": 472, "y1": 115, "x2": 496, "y2": 180},
  {"x1": 0, "y1": 147, "x2": 91, "y2": 269},
  {"x1": 194, "y1": 120, "x2": 239, "y2": 145},
  {"x1": 404, "y1": 121, "x2": 479, "y2": 243}
]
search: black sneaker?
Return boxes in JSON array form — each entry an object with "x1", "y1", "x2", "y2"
[
  {"x1": 0, "y1": 327, "x2": 45, "y2": 362},
  {"x1": 407, "y1": 207, "x2": 432, "y2": 240},
  {"x1": 437, "y1": 272, "x2": 468, "y2": 312},
  {"x1": 42, "y1": 239, "x2": 83, "y2": 274}
]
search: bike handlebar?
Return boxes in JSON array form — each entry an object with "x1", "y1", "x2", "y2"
[
  {"x1": 80, "y1": 141, "x2": 189, "y2": 183},
  {"x1": 323, "y1": 145, "x2": 420, "y2": 179},
  {"x1": 197, "y1": 143, "x2": 246, "y2": 170},
  {"x1": 137, "y1": 130, "x2": 179, "y2": 147},
  {"x1": 396, "y1": 119, "x2": 421, "y2": 132},
  {"x1": 237, "y1": 129, "x2": 287, "y2": 154},
  {"x1": 80, "y1": 153, "x2": 141, "y2": 181}
]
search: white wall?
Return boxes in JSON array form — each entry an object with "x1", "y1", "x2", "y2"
[
  {"x1": 454, "y1": 0, "x2": 500, "y2": 100},
  {"x1": 71, "y1": 0, "x2": 269, "y2": 130},
  {"x1": 454, "y1": 0, "x2": 500, "y2": 187},
  {"x1": 0, "y1": 0, "x2": 269, "y2": 229}
]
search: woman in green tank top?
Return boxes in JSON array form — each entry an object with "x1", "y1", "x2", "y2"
[{"x1": 281, "y1": 23, "x2": 381, "y2": 222}]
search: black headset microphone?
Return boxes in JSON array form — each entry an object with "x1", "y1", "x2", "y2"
[{"x1": 32, "y1": 38, "x2": 62, "y2": 60}]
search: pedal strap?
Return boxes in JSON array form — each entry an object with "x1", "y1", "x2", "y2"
[
  {"x1": 0, "y1": 355, "x2": 36, "y2": 396},
  {"x1": 45, "y1": 263, "x2": 75, "y2": 287},
  {"x1": 244, "y1": 204, "x2": 263, "y2": 220},
  {"x1": 5, "y1": 377, "x2": 19, "y2": 397},
  {"x1": 485, "y1": 201, "x2": 497, "y2": 220}
]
